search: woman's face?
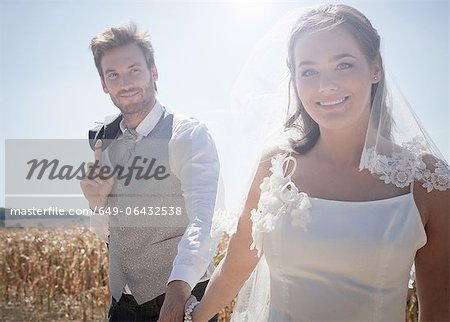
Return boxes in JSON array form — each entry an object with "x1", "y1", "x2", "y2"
[{"x1": 293, "y1": 27, "x2": 381, "y2": 132}]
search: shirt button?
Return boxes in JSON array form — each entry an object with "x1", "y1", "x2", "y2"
[
  {"x1": 123, "y1": 266, "x2": 128, "y2": 273},
  {"x1": 119, "y1": 226, "x2": 125, "y2": 231}
]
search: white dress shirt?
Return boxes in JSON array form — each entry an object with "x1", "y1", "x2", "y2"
[{"x1": 90, "y1": 100, "x2": 220, "y2": 293}]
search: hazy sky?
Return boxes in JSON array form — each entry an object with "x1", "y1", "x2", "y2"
[{"x1": 1, "y1": 0, "x2": 449, "y2": 205}]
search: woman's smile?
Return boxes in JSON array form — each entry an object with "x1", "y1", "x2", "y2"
[{"x1": 316, "y1": 96, "x2": 349, "y2": 108}]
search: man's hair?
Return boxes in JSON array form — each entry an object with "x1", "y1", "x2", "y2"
[{"x1": 89, "y1": 22, "x2": 155, "y2": 81}]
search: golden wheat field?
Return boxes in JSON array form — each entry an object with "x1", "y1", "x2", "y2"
[{"x1": 0, "y1": 228, "x2": 417, "y2": 321}]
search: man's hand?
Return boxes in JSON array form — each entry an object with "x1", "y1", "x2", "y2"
[
  {"x1": 158, "y1": 280, "x2": 191, "y2": 322},
  {"x1": 80, "y1": 140, "x2": 113, "y2": 210}
]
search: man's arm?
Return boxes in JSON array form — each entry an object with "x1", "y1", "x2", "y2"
[
  {"x1": 159, "y1": 117, "x2": 220, "y2": 321},
  {"x1": 80, "y1": 140, "x2": 113, "y2": 242}
]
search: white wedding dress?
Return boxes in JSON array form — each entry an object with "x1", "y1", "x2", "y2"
[{"x1": 233, "y1": 153, "x2": 427, "y2": 322}]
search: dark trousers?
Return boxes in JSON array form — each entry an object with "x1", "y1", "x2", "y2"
[{"x1": 108, "y1": 280, "x2": 218, "y2": 322}]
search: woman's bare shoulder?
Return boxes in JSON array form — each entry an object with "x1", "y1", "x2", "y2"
[
  {"x1": 252, "y1": 146, "x2": 289, "y2": 187},
  {"x1": 414, "y1": 179, "x2": 449, "y2": 226}
]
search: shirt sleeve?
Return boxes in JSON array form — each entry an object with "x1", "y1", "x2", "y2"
[{"x1": 167, "y1": 117, "x2": 220, "y2": 290}]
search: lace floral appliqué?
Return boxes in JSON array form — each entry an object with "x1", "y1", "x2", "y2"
[
  {"x1": 360, "y1": 136, "x2": 450, "y2": 192},
  {"x1": 250, "y1": 154, "x2": 311, "y2": 256}
]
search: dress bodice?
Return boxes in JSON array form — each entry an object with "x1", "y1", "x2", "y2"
[{"x1": 252, "y1": 154, "x2": 427, "y2": 321}]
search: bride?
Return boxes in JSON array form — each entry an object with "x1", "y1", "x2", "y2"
[{"x1": 185, "y1": 4, "x2": 449, "y2": 321}]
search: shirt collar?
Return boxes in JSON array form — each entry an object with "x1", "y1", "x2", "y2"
[{"x1": 119, "y1": 100, "x2": 164, "y2": 138}]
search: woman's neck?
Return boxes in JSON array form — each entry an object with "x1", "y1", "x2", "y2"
[{"x1": 315, "y1": 118, "x2": 369, "y2": 170}]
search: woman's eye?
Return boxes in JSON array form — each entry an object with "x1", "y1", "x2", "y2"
[
  {"x1": 301, "y1": 69, "x2": 318, "y2": 77},
  {"x1": 336, "y1": 63, "x2": 353, "y2": 70}
]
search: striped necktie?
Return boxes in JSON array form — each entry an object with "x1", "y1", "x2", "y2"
[{"x1": 109, "y1": 129, "x2": 139, "y2": 167}]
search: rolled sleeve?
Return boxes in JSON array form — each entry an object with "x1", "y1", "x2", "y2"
[{"x1": 167, "y1": 117, "x2": 220, "y2": 289}]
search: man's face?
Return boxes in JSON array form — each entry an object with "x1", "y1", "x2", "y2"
[{"x1": 100, "y1": 43, "x2": 158, "y2": 116}]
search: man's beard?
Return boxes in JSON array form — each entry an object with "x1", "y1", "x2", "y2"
[
  {"x1": 111, "y1": 85, "x2": 154, "y2": 115},
  {"x1": 114, "y1": 98, "x2": 151, "y2": 114}
]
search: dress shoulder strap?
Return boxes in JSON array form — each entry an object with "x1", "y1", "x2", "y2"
[{"x1": 280, "y1": 152, "x2": 297, "y2": 179}]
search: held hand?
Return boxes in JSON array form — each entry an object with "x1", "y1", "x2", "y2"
[
  {"x1": 80, "y1": 140, "x2": 114, "y2": 210},
  {"x1": 158, "y1": 280, "x2": 191, "y2": 322},
  {"x1": 184, "y1": 295, "x2": 199, "y2": 322},
  {"x1": 184, "y1": 295, "x2": 197, "y2": 312}
]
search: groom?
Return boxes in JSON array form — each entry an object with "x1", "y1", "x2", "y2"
[{"x1": 81, "y1": 23, "x2": 220, "y2": 321}]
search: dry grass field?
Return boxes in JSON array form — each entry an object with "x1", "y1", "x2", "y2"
[
  {"x1": 1, "y1": 228, "x2": 109, "y2": 321},
  {"x1": 0, "y1": 228, "x2": 417, "y2": 321}
]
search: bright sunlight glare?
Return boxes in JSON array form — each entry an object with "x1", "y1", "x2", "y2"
[{"x1": 232, "y1": 0, "x2": 272, "y2": 20}]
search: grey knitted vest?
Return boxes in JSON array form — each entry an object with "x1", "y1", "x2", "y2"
[{"x1": 106, "y1": 110, "x2": 189, "y2": 304}]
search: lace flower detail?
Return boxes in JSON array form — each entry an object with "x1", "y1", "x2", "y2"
[
  {"x1": 360, "y1": 136, "x2": 450, "y2": 192},
  {"x1": 250, "y1": 154, "x2": 311, "y2": 256}
]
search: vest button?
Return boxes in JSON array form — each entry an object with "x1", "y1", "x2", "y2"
[
  {"x1": 120, "y1": 226, "x2": 125, "y2": 231},
  {"x1": 123, "y1": 266, "x2": 129, "y2": 273},
  {"x1": 122, "y1": 246, "x2": 127, "y2": 252}
]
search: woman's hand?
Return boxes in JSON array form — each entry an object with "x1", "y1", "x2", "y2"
[{"x1": 184, "y1": 295, "x2": 198, "y2": 321}]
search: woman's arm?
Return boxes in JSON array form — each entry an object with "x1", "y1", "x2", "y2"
[
  {"x1": 414, "y1": 182, "x2": 449, "y2": 321},
  {"x1": 191, "y1": 153, "x2": 274, "y2": 322}
]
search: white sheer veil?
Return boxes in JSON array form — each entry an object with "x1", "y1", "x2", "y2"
[
  {"x1": 211, "y1": 10, "x2": 300, "y2": 239},
  {"x1": 360, "y1": 74, "x2": 450, "y2": 192},
  {"x1": 210, "y1": 4, "x2": 450, "y2": 321},
  {"x1": 218, "y1": 10, "x2": 301, "y2": 321}
]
